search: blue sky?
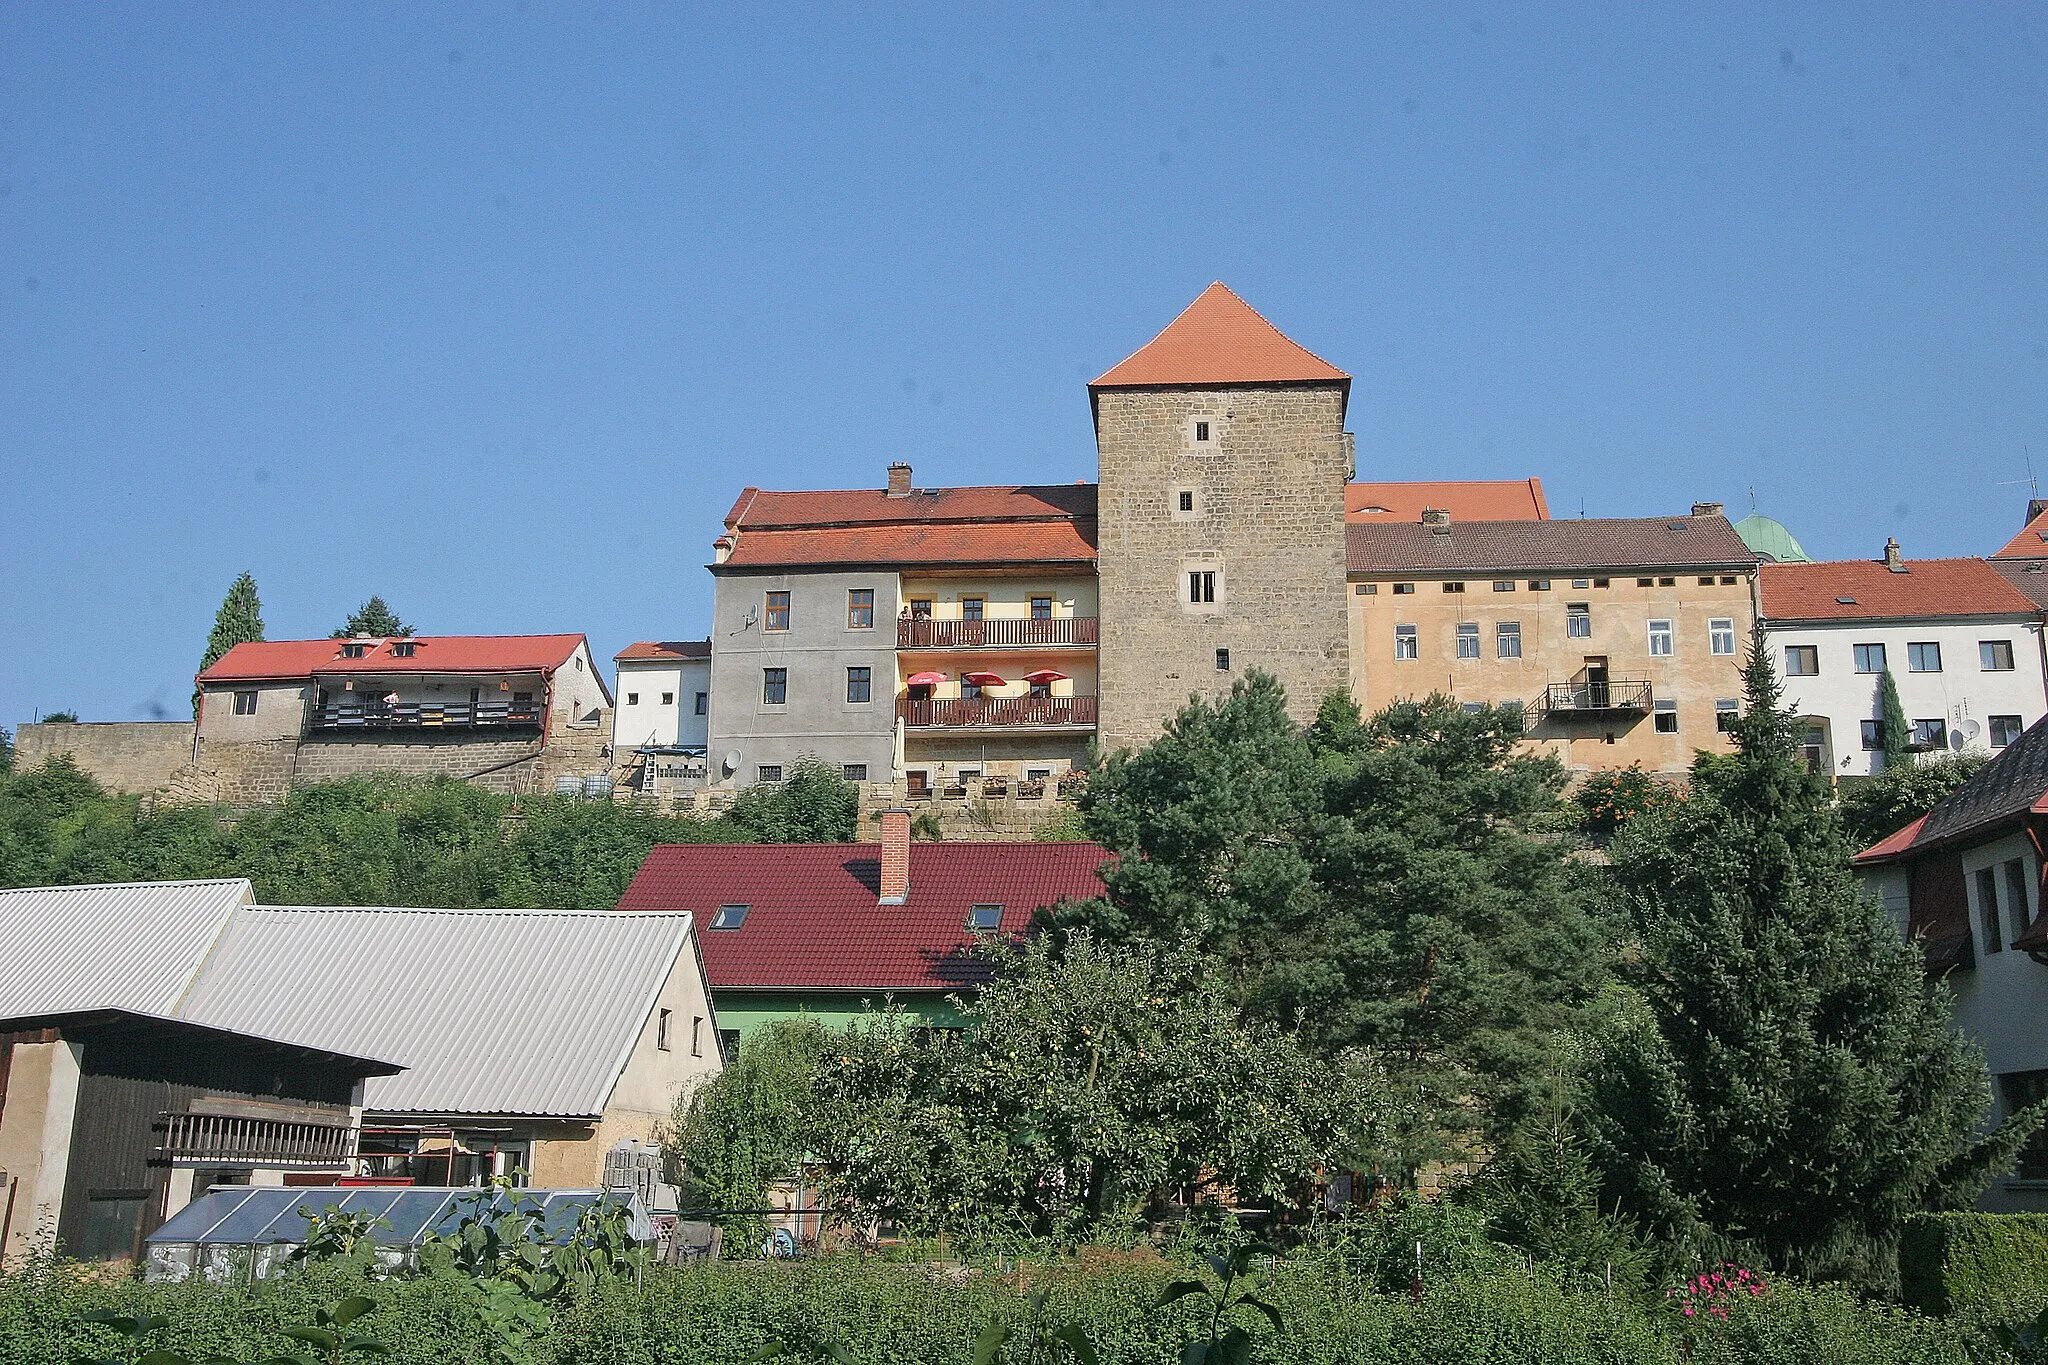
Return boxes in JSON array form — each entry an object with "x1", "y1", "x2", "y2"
[{"x1": 4, "y1": 4, "x2": 2044, "y2": 728}]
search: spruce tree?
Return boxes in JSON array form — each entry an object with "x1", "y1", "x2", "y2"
[
  {"x1": 1584, "y1": 630, "x2": 2040, "y2": 1288},
  {"x1": 332, "y1": 595, "x2": 411, "y2": 638},
  {"x1": 195, "y1": 571, "x2": 266, "y2": 716},
  {"x1": 1878, "y1": 667, "x2": 1911, "y2": 772}
]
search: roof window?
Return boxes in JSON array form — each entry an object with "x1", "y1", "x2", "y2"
[
  {"x1": 391, "y1": 641, "x2": 417, "y2": 658},
  {"x1": 339, "y1": 643, "x2": 368, "y2": 659},
  {"x1": 968, "y1": 904, "x2": 1004, "y2": 930},
  {"x1": 1835, "y1": 596, "x2": 1857, "y2": 605},
  {"x1": 710, "y1": 904, "x2": 749, "y2": 930}
]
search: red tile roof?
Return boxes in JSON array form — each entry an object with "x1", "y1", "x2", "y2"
[
  {"x1": 726, "y1": 483, "x2": 1097, "y2": 529},
  {"x1": 1348, "y1": 515, "x2": 1754, "y2": 575},
  {"x1": 1346, "y1": 479, "x2": 1549, "y2": 523},
  {"x1": 1092, "y1": 283, "x2": 1349, "y2": 389},
  {"x1": 721, "y1": 521, "x2": 1098, "y2": 571},
  {"x1": 615, "y1": 841, "x2": 1111, "y2": 991},
  {"x1": 1852, "y1": 814, "x2": 1929, "y2": 866},
  {"x1": 615, "y1": 640, "x2": 711, "y2": 662},
  {"x1": 1992, "y1": 508, "x2": 2048, "y2": 559},
  {"x1": 1759, "y1": 559, "x2": 2037, "y2": 622},
  {"x1": 198, "y1": 635, "x2": 589, "y2": 685}
]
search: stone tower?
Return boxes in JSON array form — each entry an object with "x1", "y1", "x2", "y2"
[{"x1": 1091, "y1": 283, "x2": 1353, "y2": 753}]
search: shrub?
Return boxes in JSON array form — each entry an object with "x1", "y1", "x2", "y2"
[
  {"x1": 1571, "y1": 766, "x2": 1678, "y2": 838},
  {"x1": 1899, "y1": 1212, "x2": 2048, "y2": 1325}
]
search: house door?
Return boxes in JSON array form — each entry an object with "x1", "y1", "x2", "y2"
[{"x1": 1583, "y1": 658, "x2": 1610, "y2": 709}]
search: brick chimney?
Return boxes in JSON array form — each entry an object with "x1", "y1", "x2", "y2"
[
  {"x1": 886, "y1": 462, "x2": 913, "y2": 498},
  {"x1": 1421, "y1": 508, "x2": 1451, "y2": 533},
  {"x1": 877, "y1": 809, "x2": 911, "y2": 904},
  {"x1": 1691, "y1": 501, "x2": 1724, "y2": 517},
  {"x1": 1884, "y1": 537, "x2": 1907, "y2": 573}
]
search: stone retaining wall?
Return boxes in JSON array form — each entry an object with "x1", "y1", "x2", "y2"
[{"x1": 13, "y1": 721, "x2": 195, "y2": 794}]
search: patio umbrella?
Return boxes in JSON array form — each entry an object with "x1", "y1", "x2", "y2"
[
  {"x1": 962, "y1": 671, "x2": 1007, "y2": 687},
  {"x1": 906, "y1": 671, "x2": 946, "y2": 687},
  {"x1": 1022, "y1": 669, "x2": 1068, "y2": 684}
]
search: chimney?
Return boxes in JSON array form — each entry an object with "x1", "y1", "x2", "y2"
[
  {"x1": 878, "y1": 809, "x2": 911, "y2": 904},
  {"x1": 1421, "y1": 508, "x2": 1451, "y2": 533},
  {"x1": 886, "y1": 462, "x2": 913, "y2": 498},
  {"x1": 1884, "y1": 537, "x2": 1907, "y2": 573},
  {"x1": 1691, "y1": 501, "x2": 1724, "y2": 518}
]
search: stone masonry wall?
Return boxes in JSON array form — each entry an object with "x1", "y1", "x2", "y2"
[
  {"x1": 288, "y1": 734, "x2": 547, "y2": 795},
  {"x1": 13, "y1": 721, "x2": 195, "y2": 794},
  {"x1": 197, "y1": 737, "x2": 300, "y2": 804},
  {"x1": 1094, "y1": 384, "x2": 1351, "y2": 752}
]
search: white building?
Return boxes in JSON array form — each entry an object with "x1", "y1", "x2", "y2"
[
  {"x1": 1760, "y1": 547, "x2": 2047, "y2": 778},
  {"x1": 612, "y1": 641, "x2": 713, "y2": 795}
]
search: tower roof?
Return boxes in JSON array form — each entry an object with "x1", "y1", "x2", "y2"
[
  {"x1": 1733, "y1": 513, "x2": 1813, "y2": 564},
  {"x1": 1091, "y1": 282, "x2": 1349, "y2": 388}
]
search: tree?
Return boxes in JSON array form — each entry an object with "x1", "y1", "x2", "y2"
[
  {"x1": 667, "y1": 1019, "x2": 828, "y2": 1255},
  {"x1": 725, "y1": 757, "x2": 858, "y2": 842},
  {"x1": 1582, "y1": 632, "x2": 2041, "y2": 1289},
  {"x1": 0, "y1": 726, "x2": 10, "y2": 776},
  {"x1": 1839, "y1": 752, "x2": 1986, "y2": 850},
  {"x1": 1878, "y1": 668, "x2": 1911, "y2": 772},
  {"x1": 332, "y1": 595, "x2": 411, "y2": 639},
  {"x1": 808, "y1": 932, "x2": 1385, "y2": 1249},
  {"x1": 196, "y1": 571, "x2": 266, "y2": 716},
  {"x1": 1053, "y1": 673, "x2": 1609, "y2": 1165}
]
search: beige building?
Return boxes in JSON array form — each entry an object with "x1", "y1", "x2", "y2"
[{"x1": 1348, "y1": 507, "x2": 1760, "y2": 773}]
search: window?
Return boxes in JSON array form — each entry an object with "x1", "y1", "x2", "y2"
[
  {"x1": 1462, "y1": 702, "x2": 1486, "y2": 714},
  {"x1": 1648, "y1": 619, "x2": 1674, "y2": 656},
  {"x1": 907, "y1": 597, "x2": 933, "y2": 619},
  {"x1": 513, "y1": 690, "x2": 533, "y2": 707},
  {"x1": 757, "y1": 764, "x2": 783, "y2": 783},
  {"x1": 340, "y1": 642, "x2": 368, "y2": 658},
  {"x1": 848, "y1": 589, "x2": 875, "y2": 629},
  {"x1": 1194, "y1": 419, "x2": 1211, "y2": 444},
  {"x1": 968, "y1": 904, "x2": 1004, "y2": 930},
  {"x1": 1394, "y1": 624, "x2": 1418, "y2": 659},
  {"x1": 1179, "y1": 490, "x2": 1195, "y2": 512},
  {"x1": 78, "y1": 1194, "x2": 146, "y2": 1262},
  {"x1": 1861, "y1": 720, "x2": 1882, "y2": 751},
  {"x1": 1027, "y1": 768, "x2": 1052, "y2": 781},
  {"x1": 1992, "y1": 715, "x2": 2025, "y2": 748},
  {"x1": 762, "y1": 668, "x2": 787, "y2": 705},
  {"x1": 1592, "y1": 577, "x2": 1611, "y2": 588},
  {"x1": 1912, "y1": 718, "x2": 1949, "y2": 751},
  {"x1": 1215, "y1": 648, "x2": 1231, "y2": 671},
  {"x1": 1456, "y1": 623, "x2": 1480, "y2": 659},
  {"x1": 1698, "y1": 576, "x2": 1716, "y2": 587},
  {"x1": 392, "y1": 641, "x2": 416, "y2": 658},
  {"x1": 1528, "y1": 579, "x2": 1551, "y2": 591},
  {"x1": 1030, "y1": 596, "x2": 1053, "y2": 619},
  {"x1": 1710, "y1": 618, "x2": 1736, "y2": 655},
  {"x1": 1658, "y1": 577, "x2": 1676, "y2": 587},
  {"x1": 1654, "y1": 699, "x2": 1678, "y2": 733},
  {"x1": 2007, "y1": 859, "x2": 2032, "y2": 938},
  {"x1": 626, "y1": 693, "x2": 639, "y2": 707},
  {"x1": 1784, "y1": 645, "x2": 1819, "y2": 676},
  {"x1": 1188, "y1": 570, "x2": 1216, "y2": 604},
  {"x1": 961, "y1": 677, "x2": 982, "y2": 700},
  {"x1": 846, "y1": 667, "x2": 872, "y2": 704},
  {"x1": 1716, "y1": 699, "x2": 1740, "y2": 733},
  {"x1": 1496, "y1": 621, "x2": 1522, "y2": 659},
  {"x1": 694, "y1": 692, "x2": 708, "y2": 716},
  {"x1": 708, "y1": 904, "x2": 748, "y2": 930},
  {"x1": 692, "y1": 1016, "x2": 705, "y2": 1057},
  {"x1": 961, "y1": 597, "x2": 985, "y2": 622},
  {"x1": 843, "y1": 763, "x2": 868, "y2": 781},
  {"x1": 232, "y1": 690, "x2": 258, "y2": 715},
  {"x1": 1356, "y1": 583, "x2": 1377, "y2": 595},
  {"x1": 1978, "y1": 867, "x2": 2003, "y2": 954},
  {"x1": 1853, "y1": 643, "x2": 1886, "y2": 674},
  {"x1": 1493, "y1": 580, "x2": 1515, "y2": 593},
  {"x1": 1443, "y1": 581, "x2": 1466, "y2": 594},
  {"x1": 1721, "y1": 576, "x2": 1738, "y2": 586},
  {"x1": 1029, "y1": 679, "x2": 1051, "y2": 697},
  {"x1": 1566, "y1": 604, "x2": 1591, "y2": 638},
  {"x1": 2001, "y1": 1072, "x2": 2048, "y2": 1179},
  {"x1": 657, "y1": 1008, "x2": 672, "y2": 1051},
  {"x1": 1907, "y1": 642, "x2": 1942, "y2": 673},
  {"x1": 1636, "y1": 578, "x2": 1654, "y2": 588},
  {"x1": 764, "y1": 591, "x2": 790, "y2": 632},
  {"x1": 1571, "y1": 579, "x2": 1592, "y2": 590},
  {"x1": 1393, "y1": 582, "x2": 1416, "y2": 595},
  {"x1": 719, "y1": 1029, "x2": 741, "y2": 1061},
  {"x1": 1983, "y1": 640, "x2": 2017, "y2": 671},
  {"x1": 661, "y1": 692, "x2": 674, "y2": 706}
]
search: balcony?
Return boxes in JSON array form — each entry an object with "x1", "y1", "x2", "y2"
[
  {"x1": 1539, "y1": 680, "x2": 1653, "y2": 718},
  {"x1": 897, "y1": 695, "x2": 1098, "y2": 729},
  {"x1": 308, "y1": 701, "x2": 542, "y2": 733},
  {"x1": 155, "y1": 1110, "x2": 355, "y2": 1168},
  {"x1": 897, "y1": 617, "x2": 1098, "y2": 650}
]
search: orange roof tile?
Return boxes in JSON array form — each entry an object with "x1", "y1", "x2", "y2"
[
  {"x1": 1992, "y1": 508, "x2": 2048, "y2": 559},
  {"x1": 720, "y1": 521, "x2": 1097, "y2": 571},
  {"x1": 615, "y1": 640, "x2": 710, "y2": 662},
  {"x1": 727, "y1": 483, "x2": 1096, "y2": 529},
  {"x1": 1091, "y1": 283, "x2": 1348, "y2": 388},
  {"x1": 1346, "y1": 479, "x2": 1549, "y2": 523},
  {"x1": 198, "y1": 635, "x2": 589, "y2": 685},
  {"x1": 1760, "y1": 559, "x2": 2038, "y2": 622}
]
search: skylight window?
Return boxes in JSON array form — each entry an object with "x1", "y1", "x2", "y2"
[
  {"x1": 968, "y1": 904, "x2": 1004, "y2": 930},
  {"x1": 710, "y1": 904, "x2": 749, "y2": 930},
  {"x1": 1836, "y1": 596, "x2": 1857, "y2": 605}
]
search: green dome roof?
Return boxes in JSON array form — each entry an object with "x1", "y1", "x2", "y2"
[{"x1": 1734, "y1": 513, "x2": 1812, "y2": 564}]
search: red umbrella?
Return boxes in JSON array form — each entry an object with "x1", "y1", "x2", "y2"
[
  {"x1": 906, "y1": 671, "x2": 945, "y2": 687},
  {"x1": 962, "y1": 671, "x2": 1007, "y2": 687},
  {"x1": 1022, "y1": 669, "x2": 1068, "y2": 684}
]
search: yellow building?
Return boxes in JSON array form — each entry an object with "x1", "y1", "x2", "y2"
[{"x1": 1347, "y1": 505, "x2": 1759, "y2": 773}]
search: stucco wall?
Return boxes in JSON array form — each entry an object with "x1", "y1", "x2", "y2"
[
  {"x1": 612, "y1": 658, "x2": 711, "y2": 752},
  {"x1": 12, "y1": 722, "x2": 194, "y2": 795}
]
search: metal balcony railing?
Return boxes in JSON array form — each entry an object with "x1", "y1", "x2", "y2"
[
  {"x1": 155, "y1": 1111, "x2": 355, "y2": 1167},
  {"x1": 308, "y1": 701, "x2": 542, "y2": 733},
  {"x1": 1539, "y1": 680, "x2": 1653, "y2": 717},
  {"x1": 896, "y1": 695, "x2": 1098, "y2": 728},
  {"x1": 897, "y1": 617, "x2": 1098, "y2": 649}
]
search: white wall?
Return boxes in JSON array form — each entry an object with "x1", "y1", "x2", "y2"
[
  {"x1": 612, "y1": 657, "x2": 712, "y2": 752},
  {"x1": 1764, "y1": 616, "x2": 2046, "y2": 777}
]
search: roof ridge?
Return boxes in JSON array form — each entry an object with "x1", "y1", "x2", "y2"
[
  {"x1": 249, "y1": 904, "x2": 695, "y2": 919},
  {"x1": 0, "y1": 877, "x2": 250, "y2": 893}
]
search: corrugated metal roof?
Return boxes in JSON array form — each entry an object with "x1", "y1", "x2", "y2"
[
  {"x1": 0, "y1": 879, "x2": 252, "y2": 1017},
  {"x1": 177, "y1": 905, "x2": 694, "y2": 1118}
]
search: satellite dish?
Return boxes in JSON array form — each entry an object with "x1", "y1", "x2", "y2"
[
  {"x1": 1963, "y1": 719, "x2": 1982, "y2": 741},
  {"x1": 741, "y1": 606, "x2": 759, "y2": 626},
  {"x1": 723, "y1": 750, "x2": 743, "y2": 776}
]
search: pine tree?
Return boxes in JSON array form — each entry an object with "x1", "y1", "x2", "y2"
[
  {"x1": 332, "y1": 595, "x2": 411, "y2": 639},
  {"x1": 195, "y1": 572, "x2": 266, "y2": 716},
  {"x1": 1583, "y1": 629, "x2": 2040, "y2": 1288},
  {"x1": 1878, "y1": 667, "x2": 1911, "y2": 772}
]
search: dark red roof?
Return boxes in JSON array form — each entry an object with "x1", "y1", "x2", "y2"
[
  {"x1": 720, "y1": 521, "x2": 1098, "y2": 571},
  {"x1": 726, "y1": 483, "x2": 1097, "y2": 529},
  {"x1": 1347, "y1": 515, "x2": 1755, "y2": 575},
  {"x1": 616, "y1": 841, "x2": 1111, "y2": 991},
  {"x1": 1092, "y1": 283, "x2": 1348, "y2": 388},
  {"x1": 1760, "y1": 559, "x2": 2037, "y2": 622},
  {"x1": 198, "y1": 635, "x2": 589, "y2": 684},
  {"x1": 615, "y1": 640, "x2": 711, "y2": 662}
]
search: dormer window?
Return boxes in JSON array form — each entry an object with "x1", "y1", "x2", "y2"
[
  {"x1": 391, "y1": 642, "x2": 416, "y2": 658},
  {"x1": 339, "y1": 643, "x2": 368, "y2": 659}
]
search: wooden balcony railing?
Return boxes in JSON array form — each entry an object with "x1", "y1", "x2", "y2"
[
  {"x1": 1538, "y1": 680, "x2": 1653, "y2": 717},
  {"x1": 155, "y1": 1111, "x2": 356, "y2": 1167},
  {"x1": 897, "y1": 695, "x2": 1098, "y2": 728},
  {"x1": 309, "y1": 701, "x2": 542, "y2": 733},
  {"x1": 897, "y1": 617, "x2": 1098, "y2": 649}
]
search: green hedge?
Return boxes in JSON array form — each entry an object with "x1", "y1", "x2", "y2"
[
  {"x1": 0, "y1": 1252, "x2": 1990, "y2": 1365},
  {"x1": 1900, "y1": 1211, "x2": 2048, "y2": 1324}
]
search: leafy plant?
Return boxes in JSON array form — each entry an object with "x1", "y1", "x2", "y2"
[
  {"x1": 1571, "y1": 764, "x2": 1678, "y2": 838},
  {"x1": 287, "y1": 1206, "x2": 391, "y2": 1270},
  {"x1": 266, "y1": 1296, "x2": 387, "y2": 1365},
  {"x1": 72, "y1": 1309, "x2": 224, "y2": 1365},
  {"x1": 971, "y1": 1289, "x2": 1098, "y2": 1365},
  {"x1": 667, "y1": 1018, "x2": 828, "y2": 1256},
  {"x1": 1153, "y1": 1242, "x2": 1284, "y2": 1365}
]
